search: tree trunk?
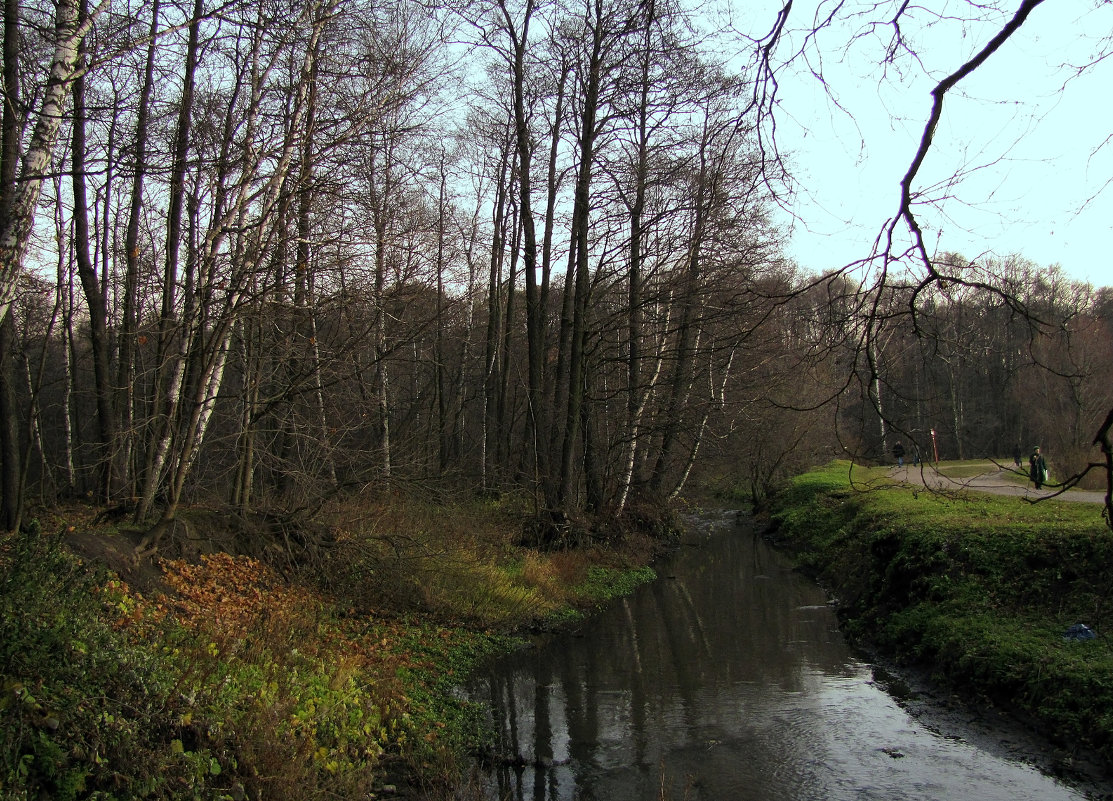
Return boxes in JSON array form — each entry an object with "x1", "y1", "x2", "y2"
[
  {"x1": 869, "y1": 337, "x2": 887, "y2": 459},
  {"x1": 482, "y1": 142, "x2": 511, "y2": 490},
  {"x1": 501, "y1": 0, "x2": 545, "y2": 497},
  {"x1": 536, "y1": 55, "x2": 568, "y2": 497},
  {"x1": 0, "y1": 0, "x2": 22, "y2": 527},
  {"x1": 558, "y1": 0, "x2": 606, "y2": 509},
  {"x1": 650, "y1": 161, "x2": 705, "y2": 494},
  {"x1": 0, "y1": 314, "x2": 20, "y2": 529},
  {"x1": 371, "y1": 146, "x2": 394, "y2": 485},
  {"x1": 71, "y1": 0, "x2": 122, "y2": 501},
  {"x1": 120, "y1": 0, "x2": 162, "y2": 498},
  {"x1": 435, "y1": 158, "x2": 449, "y2": 474},
  {"x1": 293, "y1": 29, "x2": 337, "y2": 488},
  {"x1": 0, "y1": 0, "x2": 104, "y2": 323},
  {"x1": 232, "y1": 318, "x2": 261, "y2": 511},
  {"x1": 497, "y1": 196, "x2": 520, "y2": 473},
  {"x1": 136, "y1": 0, "x2": 203, "y2": 522},
  {"x1": 616, "y1": 6, "x2": 656, "y2": 513}
]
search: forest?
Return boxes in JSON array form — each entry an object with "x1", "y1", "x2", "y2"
[
  {"x1": 0, "y1": 0, "x2": 1110, "y2": 541},
  {"x1": 1, "y1": 0, "x2": 1113, "y2": 797}
]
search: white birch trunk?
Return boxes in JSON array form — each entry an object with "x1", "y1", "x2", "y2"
[
  {"x1": 311, "y1": 313, "x2": 338, "y2": 486},
  {"x1": 669, "y1": 347, "x2": 734, "y2": 502},
  {"x1": 0, "y1": 0, "x2": 106, "y2": 322},
  {"x1": 616, "y1": 293, "x2": 672, "y2": 513},
  {"x1": 137, "y1": 0, "x2": 334, "y2": 522},
  {"x1": 185, "y1": 328, "x2": 232, "y2": 474}
]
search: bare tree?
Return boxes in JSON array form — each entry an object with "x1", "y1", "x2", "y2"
[
  {"x1": 744, "y1": 0, "x2": 1113, "y2": 527},
  {"x1": 0, "y1": 0, "x2": 106, "y2": 323}
]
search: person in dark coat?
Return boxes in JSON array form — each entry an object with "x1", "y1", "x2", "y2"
[
  {"x1": 893, "y1": 441, "x2": 905, "y2": 467},
  {"x1": 1029, "y1": 446, "x2": 1048, "y2": 490}
]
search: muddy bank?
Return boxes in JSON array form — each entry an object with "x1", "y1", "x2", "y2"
[
  {"x1": 867, "y1": 653, "x2": 1113, "y2": 798},
  {"x1": 764, "y1": 462, "x2": 1113, "y2": 789}
]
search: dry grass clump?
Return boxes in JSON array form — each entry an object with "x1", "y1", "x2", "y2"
[
  {"x1": 312, "y1": 492, "x2": 661, "y2": 630},
  {"x1": 314, "y1": 492, "x2": 579, "y2": 628}
]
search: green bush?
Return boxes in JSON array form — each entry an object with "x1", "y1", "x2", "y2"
[
  {"x1": 0, "y1": 528, "x2": 197, "y2": 800},
  {"x1": 0, "y1": 528, "x2": 425, "y2": 801}
]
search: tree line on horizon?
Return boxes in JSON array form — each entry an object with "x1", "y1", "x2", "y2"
[{"x1": 0, "y1": 0, "x2": 1110, "y2": 540}]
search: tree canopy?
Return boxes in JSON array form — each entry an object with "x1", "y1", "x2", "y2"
[{"x1": 0, "y1": 0, "x2": 1108, "y2": 538}]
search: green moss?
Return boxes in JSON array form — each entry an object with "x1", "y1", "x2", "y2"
[{"x1": 573, "y1": 565, "x2": 657, "y2": 605}]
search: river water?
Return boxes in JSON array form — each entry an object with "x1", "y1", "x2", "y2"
[{"x1": 464, "y1": 511, "x2": 1093, "y2": 801}]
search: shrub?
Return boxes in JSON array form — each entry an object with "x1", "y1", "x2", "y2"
[{"x1": 0, "y1": 527, "x2": 198, "y2": 799}]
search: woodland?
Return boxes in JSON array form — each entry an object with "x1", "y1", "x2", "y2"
[
  {"x1": 0, "y1": 0, "x2": 1110, "y2": 542},
  {"x1": 1, "y1": 0, "x2": 1112, "y2": 797}
]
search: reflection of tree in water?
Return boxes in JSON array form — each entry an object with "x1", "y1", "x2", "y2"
[
  {"x1": 471, "y1": 515, "x2": 1089, "y2": 800},
  {"x1": 471, "y1": 517, "x2": 856, "y2": 799}
]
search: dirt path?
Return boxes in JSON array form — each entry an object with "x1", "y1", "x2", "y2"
[{"x1": 889, "y1": 461, "x2": 1107, "y2": 504}]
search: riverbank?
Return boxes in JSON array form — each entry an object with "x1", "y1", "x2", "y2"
[
  {"x1": 0, "y1": 494, "x2": 670, "y2": 800},
  {"x1": 764, "y1": 461, "x2": 1113, "y2": 782},
  {"x1": 464, "y1": 508, "x2": 1102, "y2": 801}
]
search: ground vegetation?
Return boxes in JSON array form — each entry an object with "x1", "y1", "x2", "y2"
[
  {"x1": 766, "y1": 461, "x2": 1113, "y2": 774},
  {"x1": 0, "y1": 494, "x2": 666, "y2": 800}
]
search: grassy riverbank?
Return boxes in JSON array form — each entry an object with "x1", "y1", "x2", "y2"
[
  {"x1": 765, "y1": 461, "x2": 1113, "y2": 770},
  {"x1": 0, "y1": 495, "x2": 667, "y2": 800}
]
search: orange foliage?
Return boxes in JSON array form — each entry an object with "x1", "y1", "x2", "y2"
[
  {"x1": 91, "y1": 550, "x2": 477, "y2": 710},
  {"x1": 159, "y1": 553, "x2": 316, "y2": 642},
  {"x1": 148, "y1": 554, "x2": 445, "y2": 679}
]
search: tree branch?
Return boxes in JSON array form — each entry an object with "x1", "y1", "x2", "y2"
[{"x1": 893, "y1": 0, "x2": 1048, "y2": 277}]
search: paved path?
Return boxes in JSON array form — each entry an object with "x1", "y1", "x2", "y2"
[{"x1": 889, "y1": 461, "x2": 1107, "y2": 504}]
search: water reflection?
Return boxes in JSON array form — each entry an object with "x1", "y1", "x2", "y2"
[{"x1": 466, "y1": 513, "x2": 1085, "y2": 800}]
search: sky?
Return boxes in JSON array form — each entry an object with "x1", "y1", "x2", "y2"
[{"x1": 744, "y1": 0, "x2": 1113, "y2": 289}]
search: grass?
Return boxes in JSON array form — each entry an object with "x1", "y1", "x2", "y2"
[
  {"x1": 0, "y1": 493, "x2": 666, "y2": 801},
  {"x1": 767, "y1": 460, "x2": 1113, "y2": 767}
]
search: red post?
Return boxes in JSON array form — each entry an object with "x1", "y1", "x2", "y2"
[{"x1": 930, "y1": 428, "x2": 939, "y2": 463}]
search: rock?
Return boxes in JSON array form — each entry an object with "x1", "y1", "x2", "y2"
[{"x1": 1063, "y1": 623, "x2": 1097, "y2": 641}]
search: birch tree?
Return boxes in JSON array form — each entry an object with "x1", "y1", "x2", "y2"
[{"x1": 0, "y1": 0, "x2": 106, "y2": 323}]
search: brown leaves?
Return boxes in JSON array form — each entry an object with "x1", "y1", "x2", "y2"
[{"x1": 158, "y1": 553, "x2": 317, "y2": 641}]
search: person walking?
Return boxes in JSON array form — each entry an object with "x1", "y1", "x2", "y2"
[
  {"x1": 893, "y1": 441, "x2": 905, "y2": 468},
  {"x1": 1029, "y1": 446, "x2": 1048, "y2": 490}
]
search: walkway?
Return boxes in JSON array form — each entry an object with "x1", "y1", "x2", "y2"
[{"x1": 889, "y1": 461, "x2": 1107, "y2": 504}]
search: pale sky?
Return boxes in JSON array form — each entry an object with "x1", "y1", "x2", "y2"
[{"x1": 750, "y1": 0, "x2": 1113, "y2": 289}]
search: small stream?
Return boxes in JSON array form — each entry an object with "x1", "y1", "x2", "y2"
[{"x1": 464, "y1": 510, "x2": 1093, "y2": 800}]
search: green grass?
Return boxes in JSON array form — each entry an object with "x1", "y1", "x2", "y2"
[
  {"x1": 767, "y1": 461, "x2": 1113, "y2": 765},
  {"x1": 573, "y1": 565, "x2": 657, "y2": 605}
]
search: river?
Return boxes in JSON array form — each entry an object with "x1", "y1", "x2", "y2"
[{"x1": 464, "y1": 510, "x2": 1096, "y2": 800}]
